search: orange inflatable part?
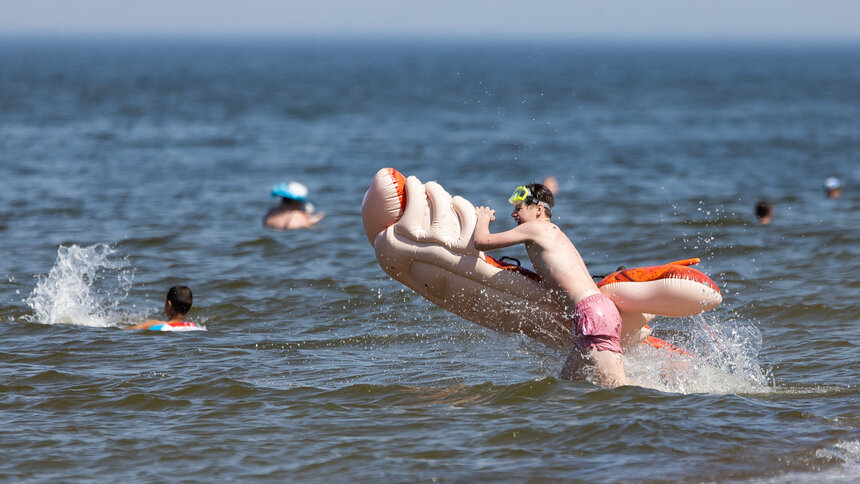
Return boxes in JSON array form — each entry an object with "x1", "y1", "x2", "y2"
[
  {"x1": 644, "y1": 335, "x2": 688, "y2": 356},
  {"x1": 597, "y1": 264, "x2": 721, "y2": 317},
  {"x1": 362, "y1": 168, "x2": 406, "y2": 244}
]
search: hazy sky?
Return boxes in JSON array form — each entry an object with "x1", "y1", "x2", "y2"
[{"x1": 2, "y1": 0, "x2": 859, "y2": 40}]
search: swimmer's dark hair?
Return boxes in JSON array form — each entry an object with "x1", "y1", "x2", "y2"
[
  {"x1": 755, "y1": 200, "x2": 773, "y2": 219},
  {"x1": 167, "y1": 285, "x2": 193, "y2": 314},
  {"x1": 526, "y1": 183, "x2": 554, "y2": 218}
]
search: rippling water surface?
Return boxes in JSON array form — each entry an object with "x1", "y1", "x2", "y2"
[{"x1": 1, "y1": 38, "x2": 858, "y2": 482}]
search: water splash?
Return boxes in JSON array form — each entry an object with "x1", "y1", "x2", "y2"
[
  {"x1": 812, "y1": 440, "x2": 860, "y2": 483},
  {"x1": 757, "y1": 440, "x2": 860, "y2": 484},
  {"x1": 625, "y1": 313, "x2": 770, "y2": 394},
  {"x1": 24, "y1": 244, "x2": 134, "y2": 328}
]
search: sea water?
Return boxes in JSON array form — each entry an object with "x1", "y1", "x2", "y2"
[{"x1": 1, "y1": 38, "x2": 858, "y2": 482}]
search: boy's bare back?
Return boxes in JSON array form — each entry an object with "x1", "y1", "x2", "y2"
[
  {"x1": 474, "y1": 206, "x2": 599, "y2": 308},
  {"x1": 474, "y1": 184, "x2": 627, "y2": 387},
  {"x1": 518, "y1": 220, "x2": 601, "y2": 307}
]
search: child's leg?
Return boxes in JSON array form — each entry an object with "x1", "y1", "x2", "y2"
[
  {"x1": 560, "y1": 348, "x2": 587, "y2": 381},
  {"x1": 560, "y1": 346, "x2": 626, "y2": 387},
  {"x1": 588, "y1": 349, "x2": 626, "y2": 387}
]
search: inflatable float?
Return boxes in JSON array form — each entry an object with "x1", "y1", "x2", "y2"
[
  {"x1": 361, "y1": 168, "x2": 721, "y2": 350},
  {"x1": 148, "y1": 321, "x2": 207, "y2": 332}
]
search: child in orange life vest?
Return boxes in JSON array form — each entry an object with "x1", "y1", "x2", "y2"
[{"x1": 473, "y1": 183, "x2": 626, "y2": 387}]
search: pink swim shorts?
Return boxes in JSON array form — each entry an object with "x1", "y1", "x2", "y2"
[{"x1": 572, "y1": 293, "x2": 623, "y2": 354}]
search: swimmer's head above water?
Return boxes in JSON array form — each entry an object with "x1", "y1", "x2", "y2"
[
  {"x1": 165, "y1": 285, "x2": 192, "y2": 316},
  {"x1": 824, "y1": 177, "x2": 842, "y2": 198},
  {"x1": 271, "y1": 181, "x2": 309, "y2": 202},
  {"x1": 271, "y1": 181, "x2": 316, "y2": 213},
  {"x1": 755, "y1": 200, "x2": 774, "y2": 225},
  {"x1": 508, "y1": 183, "x2": 554, "y2": 218}
]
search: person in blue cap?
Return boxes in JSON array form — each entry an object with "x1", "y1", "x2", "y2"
[
  {"x1": 264, "y1": 181, "x2": 325, "y2": 230},
  {"x1": 824, "y1": 177, "x2": 842, "y2": 199}
]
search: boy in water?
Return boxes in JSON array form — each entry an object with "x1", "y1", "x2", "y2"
[
  {"x1": 127, "y1": 285, "x2": 195, "y2": 330},
  {"x1": 474, "y1": 184, "x2": 626, "y2": 387}
]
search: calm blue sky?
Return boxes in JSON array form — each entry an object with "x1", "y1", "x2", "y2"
[{"x1": 2, "y1": 0, "x2": 859, "y2": 40}]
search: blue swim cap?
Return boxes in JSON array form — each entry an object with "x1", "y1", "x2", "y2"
[
  {"x1": 271, "y1": 181, "x2": 309, "y2": 201},
  {"x1": 824, "y1": 177, "x2": 841, "y2": 190}
]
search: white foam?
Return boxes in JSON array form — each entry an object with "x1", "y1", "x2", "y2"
[
  {"x1": 814, "y1": 440, "x2": 860, "y2": 481},
  {"x1": 739, "y1": 440, "x2": 860, "y2": 483},
  {"x1": 24, "y1": 244, "x2": 134, "y2": 328}
]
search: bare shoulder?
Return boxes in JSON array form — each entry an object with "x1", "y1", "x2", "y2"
[
  {"x1": 524, "y1": 220, "x2": 560, "y2": 235},
  {"x1": 264, "y1": 209, "x2": 300, "y2": 229},
  {"x1": 530, "y1": 220, "x2": 571, "y2": 245},
  {"x1": 266, "y1": 210, "x2": 324, "y2": 230}
]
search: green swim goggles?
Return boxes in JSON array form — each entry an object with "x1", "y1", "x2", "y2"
[{"x1": 508, "y1": 186, "x2": 550, "y2": 209}]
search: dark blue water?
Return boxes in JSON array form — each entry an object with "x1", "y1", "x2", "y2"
[{"x1": 1, "y1": 37, "x2": 858, "y2": 482}]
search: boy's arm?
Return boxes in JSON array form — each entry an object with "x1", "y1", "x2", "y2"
[
  {"x1": 125, "y1": 319, "x2": 162, "y2": 330},
  {"x1": 474, "y1": 206, "x2": 534, "y2": 251}
]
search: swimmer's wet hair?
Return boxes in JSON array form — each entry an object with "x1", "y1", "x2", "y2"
[
  {"x1": 167, "y1": 285, "x2": 193, "y2": 314},
  {"x1": 526, "y1": 183, "x2": 554, "y2": 218},
  {"x1": 755, "y1": 200, "x2": 773, "y2": 218}
]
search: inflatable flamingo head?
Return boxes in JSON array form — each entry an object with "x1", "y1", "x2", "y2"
[{"x1": 362, "y1": 168, "x2": 407, "y2": 245}]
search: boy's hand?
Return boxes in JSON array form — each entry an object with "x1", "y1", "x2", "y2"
[{"x1": 475, "y1": 206, "x2": 496, "y2": 222}]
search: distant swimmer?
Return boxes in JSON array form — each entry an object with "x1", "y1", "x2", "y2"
[
  {"x1": 264, "y1": 181, "x2": 325, "y2": 230},
  {"x1": 542, "y1": 175, "x2": 559, "y2": 195},
  {"x1": 755, "y1": 200, "x2": 773, "y2": 225},
  {"x1": 474, "y1": 183, "x2": 626, "y2": 387},
  {"x1": 824, "y1": 177, "x2": 842, "y2": 199},
  {"x1": 127, "y1": 285, "x2": 203, "y2": 330}
]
